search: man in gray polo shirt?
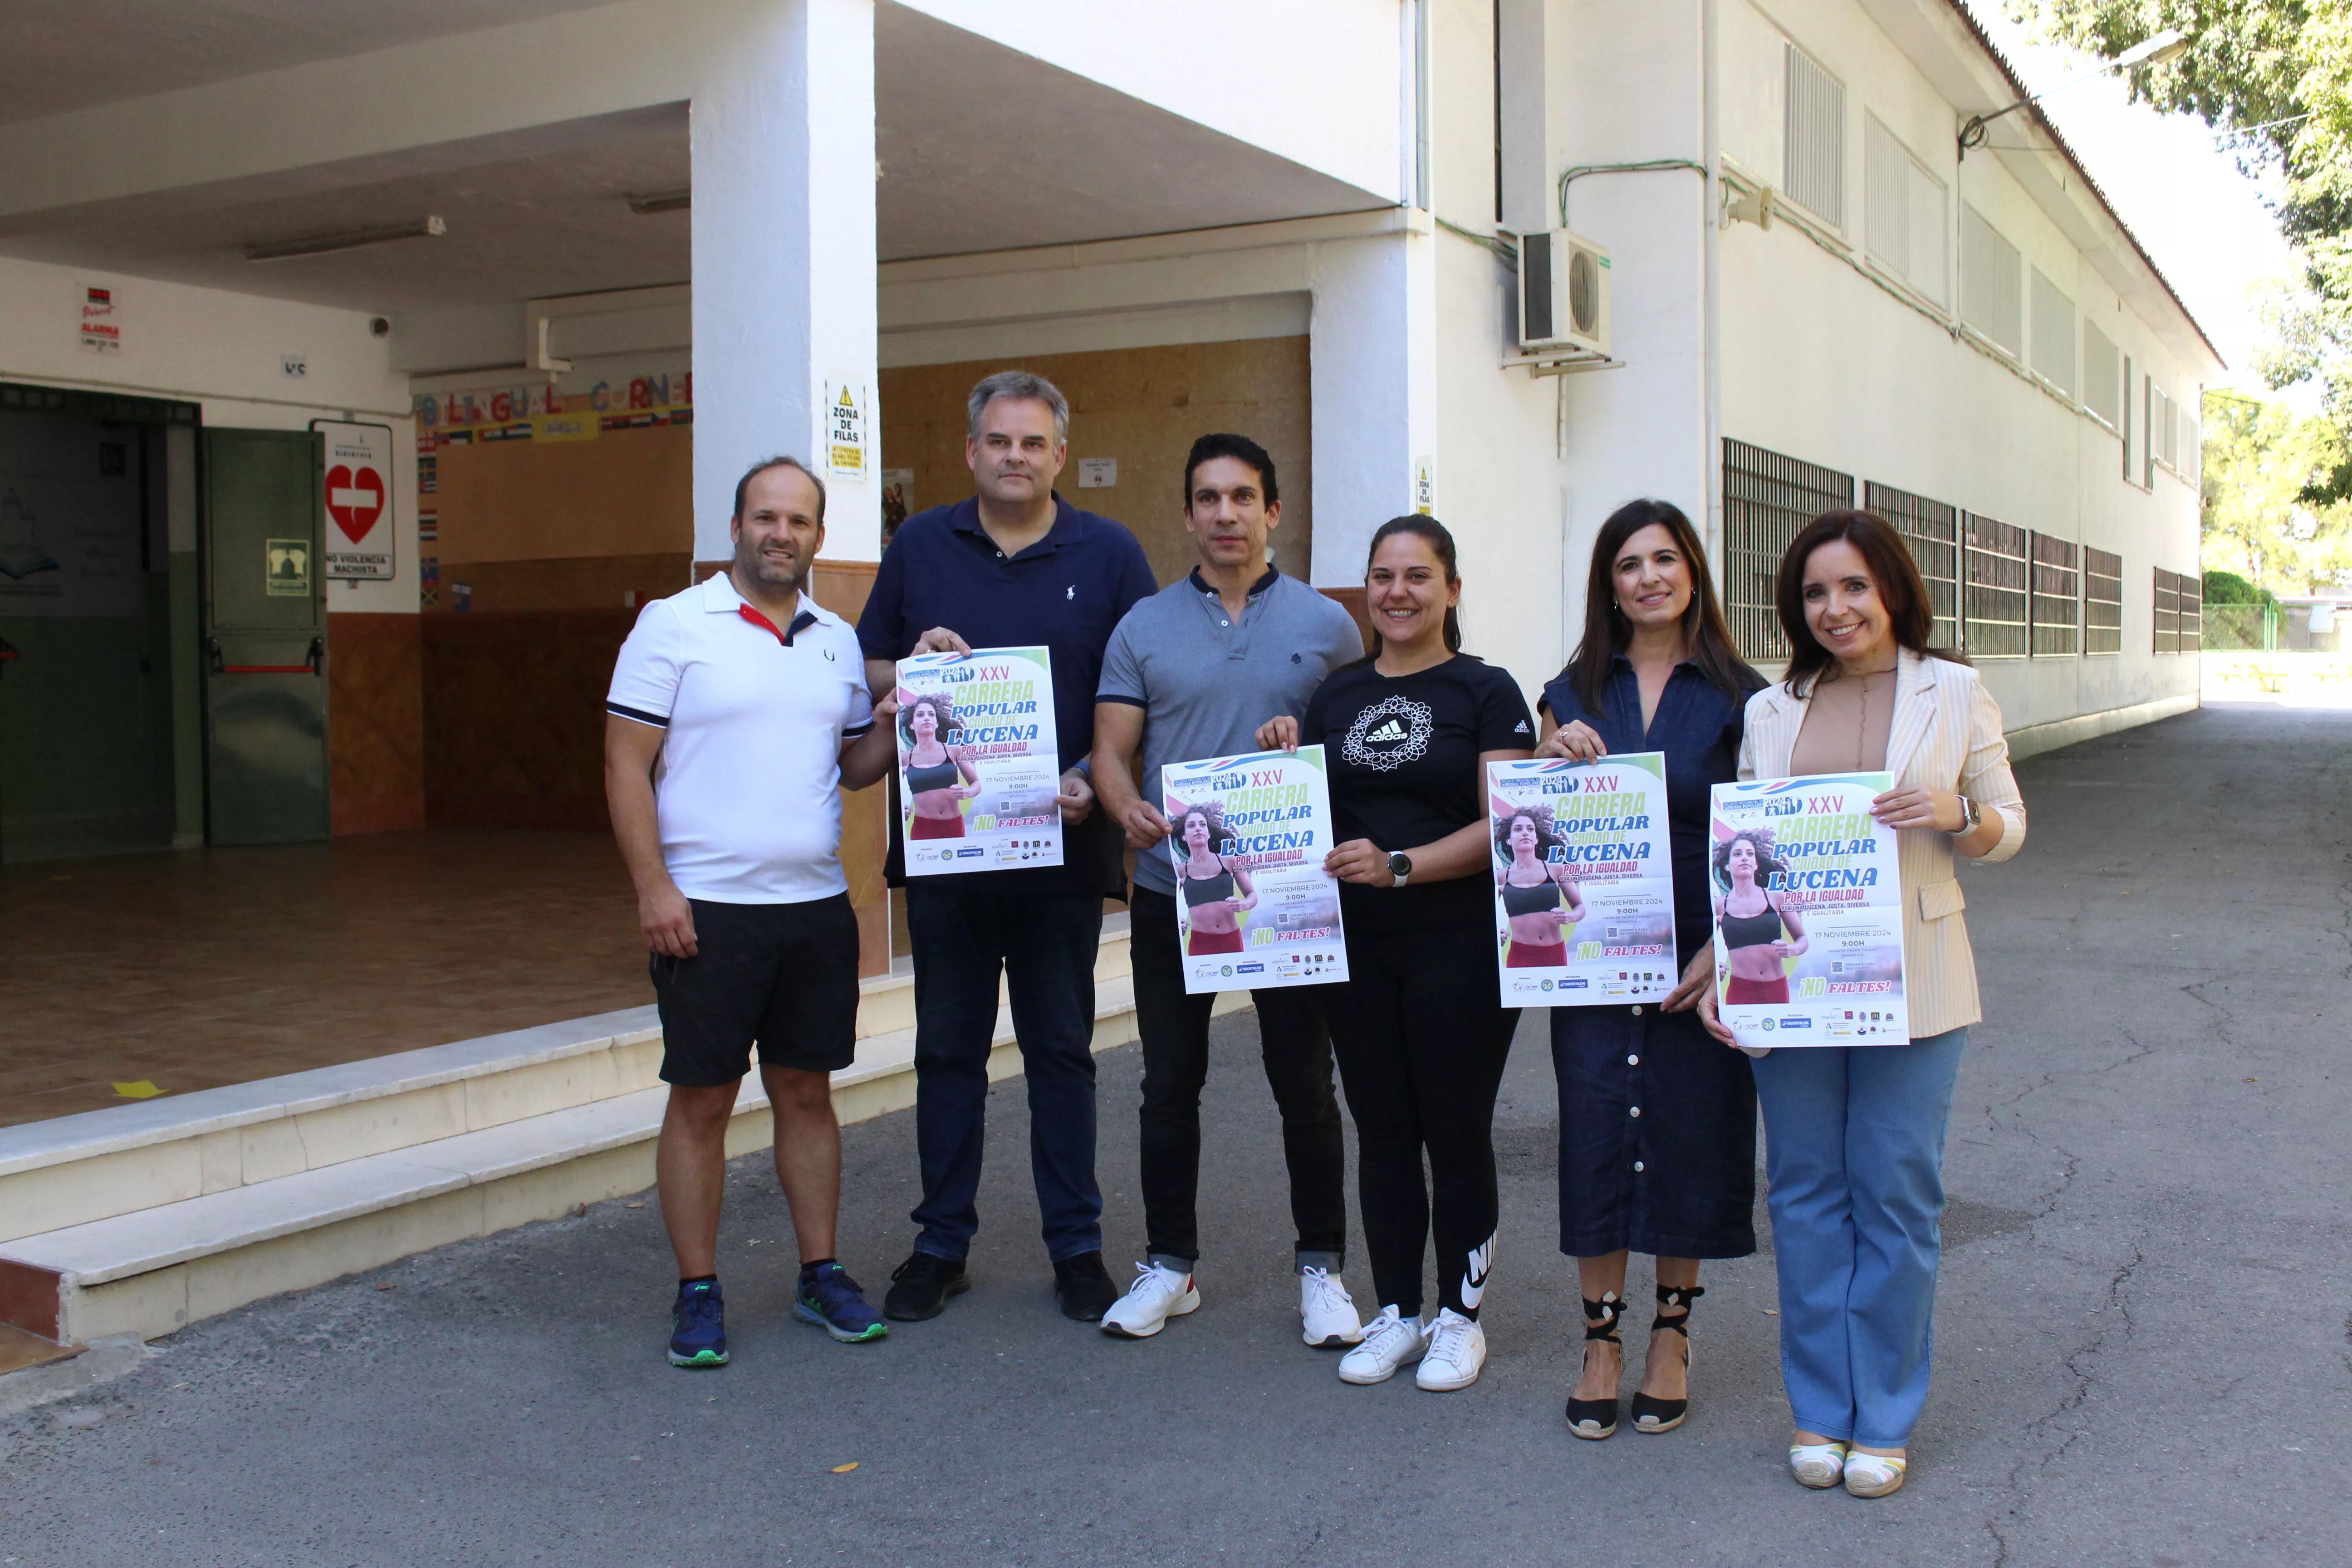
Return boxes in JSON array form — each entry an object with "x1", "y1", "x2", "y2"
[{"x1": 1091, "y1": 432, "x2": 1366, "y2": 1346}]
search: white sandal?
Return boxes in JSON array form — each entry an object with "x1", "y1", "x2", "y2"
[
  {"x1": 1843, "y1": 1450, "x2": 1908, "y2": 1498},
  {"x1": 1788, "y1": 1440, "x2": 1848, "y2": 1490}
]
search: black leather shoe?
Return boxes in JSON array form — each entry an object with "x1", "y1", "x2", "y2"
[
  {"x1": 1052, "y1": 1251, "x2": 1118, "y2": 1322},
  {"x1": 882, "y1": 1252, "x2": 969, "y2": 1321}
]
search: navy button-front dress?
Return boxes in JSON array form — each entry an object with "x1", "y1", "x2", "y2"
[{"x1": 1540, "y1": 654, "x2": 1761, "y2": 1261}]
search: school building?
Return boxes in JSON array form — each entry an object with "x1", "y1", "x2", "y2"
[{"x1": 0, "y1": 0, "x2": 2214, "y2": 1348}]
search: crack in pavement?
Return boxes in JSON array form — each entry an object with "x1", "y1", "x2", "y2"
[{"x1": 1986, "y1": 1225, "x2": 2151, "y2": 1568}]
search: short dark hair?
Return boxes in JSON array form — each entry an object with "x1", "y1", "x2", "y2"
[
  {"x1": 1775, "y1": 509, "x2": 1966, "y2": 695},
  {"x1": 1183, "y1": 433, "x2": 1279, "y2": 507},
  {"x1": 733, "y1": 456, "x2": 826, "y2": 524}
]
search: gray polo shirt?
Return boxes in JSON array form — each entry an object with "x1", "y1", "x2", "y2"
[{"x1": 1097, "y1": 566, "x2": 1365, "y2": 897}]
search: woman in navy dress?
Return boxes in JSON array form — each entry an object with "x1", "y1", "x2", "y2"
[{"x1": 1538, "y1": 498, "x2": 1765, "y2": 1440}]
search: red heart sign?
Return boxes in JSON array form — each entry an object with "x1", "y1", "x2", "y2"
[{"x1": 326, "y1": 464, "x2": 386, "y2": 543}]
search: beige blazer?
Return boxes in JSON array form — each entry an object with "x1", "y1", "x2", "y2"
[{"x1": 1737, "y1": 649, "x2": 2026, "y2": 1038}]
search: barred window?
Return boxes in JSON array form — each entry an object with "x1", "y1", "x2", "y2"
[
  {"x1": 1962, "y1": 512, "x2": 2028, "y2": 659},
  {"x1": 2154, "y1": 567, "x2": 2202, "y2": 652},
  {"x1": 2084, "y1": 545, "x2": 2122, "y2": 655},
  {"x1": 1785, "y1": 44, "x2": 1847, "y2": 228},
  {"x1": 2029, "y1": 269, "x2": 2076, "y2": 398},
  {"x1": 1960, "y1": 204, "x2": 2021, "y2": 357},
  {"x1": 1865, "y1": 480, "x2": 1959, "y2": 651},
  {"x1": 2029, "y1": 532, "x2": 2080, "y2": 657},
  {"x1": 1723, "y1": 438, "x2": 1855, "y2": 661}
]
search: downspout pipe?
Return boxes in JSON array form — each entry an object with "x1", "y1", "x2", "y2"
[{"x1": 1702, "y1": 0, "x2": 1725, "y2": 569}]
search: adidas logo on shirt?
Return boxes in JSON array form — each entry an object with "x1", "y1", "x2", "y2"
[
  {"x1": 1514, "y1": 719, "x2": 1529, "y2": 734},
  {"x1": 1367, "y1": 719, "x2": 1410, "y2": 743}
]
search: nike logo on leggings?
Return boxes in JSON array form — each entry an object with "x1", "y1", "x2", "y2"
[{"x1": 1461, "y1": 1234, "x2": 1496, "y2": 1310}]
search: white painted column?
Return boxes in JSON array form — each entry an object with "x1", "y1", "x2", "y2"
[
  {"x1": 690, "y1": 0, "x2": 878, "y2": 566},
  {"x1": 1307, "y1": 213, "x2": 1440, "y2": 588}
]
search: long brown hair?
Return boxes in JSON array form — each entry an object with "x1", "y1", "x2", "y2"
[
  {"x1": 1352, "y1": 514, "x2": 1464, "y2": 666},
  {"x1": 1560, "y1": 498, "x2": 1759, "y2": 712},
  {"x1": 1776, "y1": 509, "x2": 1967, "y2": 696}
]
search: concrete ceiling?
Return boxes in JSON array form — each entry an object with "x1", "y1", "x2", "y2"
[
  {"x1": 0, "y1": 1, "x2": 1384, "y2": 314},
  {"x1": 0, "y1": 0, "x2": 622, "y2": 126}
]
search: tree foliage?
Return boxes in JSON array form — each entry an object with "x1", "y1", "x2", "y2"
[{"x1": 2200, "y1": 389, "x2": 2352, "y2": 593}]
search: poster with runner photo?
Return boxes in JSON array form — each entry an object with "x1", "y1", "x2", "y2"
[
  {"x1": 895, "y1": 646, "x2": 1063, "y2": 874},
  {"x1": 1485, "y1": 755, "x2": 1677, "y2": 1006},
  {"x1": 1707, "y1": 772, "x2": 1908, "y2": 1049},
  {"x1": 1161, "y1": 746, "x2": 1349, "y2": 995}
]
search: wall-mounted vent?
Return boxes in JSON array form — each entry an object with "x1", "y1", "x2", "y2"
[
  {"x1": 1960, "y1": 204, "x2": 2021, "y2": 356},
  {"x1": 1784, "y1": 44, "x2": 1846, "y2": 227}
]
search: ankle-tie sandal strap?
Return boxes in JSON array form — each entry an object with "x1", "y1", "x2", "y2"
[
  {"x1": 1580, "y1": 1293, "x2": 1625, "y2": 1343},
  {"x1": 1652, "y1": 1283, "x2": 1704, "y2": 1334}
]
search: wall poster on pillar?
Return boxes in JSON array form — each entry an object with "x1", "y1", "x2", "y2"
[
  {"x1": 823, "y1": 373, "x2": 870, "y2": 480},
  {"x1": 318, "y1": 421, "x2": 396, "y2": 581}
]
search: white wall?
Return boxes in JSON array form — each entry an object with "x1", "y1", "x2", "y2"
[{"x1": 0, "y1": 255, "x2": 419, "y2": 615}]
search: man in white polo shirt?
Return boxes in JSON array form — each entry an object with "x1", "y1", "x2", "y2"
[{"x1": 604, "y1": 455, "x2": 901, "y2": 1368}]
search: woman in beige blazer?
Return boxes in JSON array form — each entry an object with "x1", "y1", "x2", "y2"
[{"x1": 1699, "y1": 510, "x2": 2024, "y2": 1500}]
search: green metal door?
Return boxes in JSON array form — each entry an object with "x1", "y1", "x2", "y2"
[{"x1": 202, "y1": 428, "x2": 328, "y2": 845}]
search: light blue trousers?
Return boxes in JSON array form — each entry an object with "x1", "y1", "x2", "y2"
[{"x1": 1751, "y1": 1027, "x2": 1969, "y2": 1448}]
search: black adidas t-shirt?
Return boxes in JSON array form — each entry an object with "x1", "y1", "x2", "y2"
[{"x1": 1300, "y1": 654, "x2": 1534, "y2": 934}]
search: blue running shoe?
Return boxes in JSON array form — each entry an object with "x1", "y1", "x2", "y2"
[
  {"x1": 668, "y1": 1278, "x2": 728, "y2": 1367},
  {"x1": 795, "y1": 1262, "x2": 889, "y2": 1343}
]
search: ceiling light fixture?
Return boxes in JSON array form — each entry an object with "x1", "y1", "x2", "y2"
[
  {"x1": 627, "y1": 189, "x2": 691, "y2": 215},
  {"x1": 243, "y1": 216, "x2": 447, "y2": 263}
]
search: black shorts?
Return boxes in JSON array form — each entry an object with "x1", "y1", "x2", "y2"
[{"x1": 650, "y1": 895, "x2": 861, "y2": 1086}]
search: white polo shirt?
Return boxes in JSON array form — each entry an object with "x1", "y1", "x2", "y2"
[{"x1": 606, "y1": 571, "x2": 874, "y2": 903}]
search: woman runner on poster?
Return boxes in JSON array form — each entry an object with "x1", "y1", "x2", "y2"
[
  {"x1": 1712, "y1": 830, "x2": 1809, "y2": 1004},
  {"x1": 900, "y1": 692, "x2": 980, "y2": 839},
  {"x1": 1492, "y1": 806, "x2": 1587, "y2": 966},
  {"x1": 1535, "y1": 498, "x2": 1765, "y2": 1441},
  {"x1": 1171, "y1": 801, "x2": 1257, "y2": 956}
]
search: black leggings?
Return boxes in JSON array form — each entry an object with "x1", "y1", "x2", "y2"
[{"x1": 1320, "y1": 920, "x2": 1519, "y2": 1319}]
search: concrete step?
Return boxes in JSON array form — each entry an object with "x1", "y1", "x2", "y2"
[
  {"x1": 0, "y1": 922, "x2": 1131, "y2": 1246},
  {"x1": 4, "y1": 933, "x2": 1241, "y2": 1348}
]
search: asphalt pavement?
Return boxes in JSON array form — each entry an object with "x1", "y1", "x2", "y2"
[{"x1": 4, "y1": 700, "x2": 2347, "y2": 1568}]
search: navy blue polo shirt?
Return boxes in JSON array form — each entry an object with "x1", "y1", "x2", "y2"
[{"x1": 858, "y1": 492, "x2": 1158, "y2": 896}]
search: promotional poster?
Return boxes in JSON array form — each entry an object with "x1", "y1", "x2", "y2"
[
  {"x1": 1161, "y1": 746, "x2": 1349, "y2": 995},
  {"x1": 1707, "y1": 773, "x2": 1909, "y2": 1049},
  {"x1": 895, "y1": 647, "x2": 1063, "y2": 874},
  {"x1": 1485, "y1": 755, "x2": 1678, "y2": 1006}
]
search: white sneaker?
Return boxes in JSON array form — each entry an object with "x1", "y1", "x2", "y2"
[
  {"x1": 1415, "y1": 1308, "x2": 1487, "y2": 1391},
  {"x1": 1099, "y1": 1262, "x2": 1199, "y2": 1339},
  {"x1": 1299, "y1": 1267, "x2": 1364, "y2": 1348},
  {"x1": 1337, "y1": 1305, "x2": 1431, "y2": 1385}
]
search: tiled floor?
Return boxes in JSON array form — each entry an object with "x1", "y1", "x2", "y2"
[{"x1": 0, "y1": 831, "x2": 653, "y2": 1128}]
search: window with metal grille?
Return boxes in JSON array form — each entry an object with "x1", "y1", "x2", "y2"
[
  {"x1": 2083, "y1": 546, "x2": 2122, "y2": 655},
  {"x1": 2082, "y1": 320, "x2": 2122, "y2": 430},
  {"x1": 1723, "y1": 438, "x2": 1855, "y2": 661},
  {"x1": 2029, "y1": 269, "x2": 2075, "y2": 397},
  {"x1": 1962, "y1": 512, "x2": 2028, "y2": 658},
  {"x1": 1863, "y1": 115, "x2": 1947, "y2": 305},
  {"x1": 1784, "y1": 44, "x2": 1846, "y2": 228},
  {"x1": 1960, "y1": 204, "x2": 2021, "y2": 356},
  {"x1": 2029, "y1": 532, "x2": 2080, "y2": 657},
  {"x1": 2154, "y1": 569, "x2": 2177, "y2": 651},
  {"x1": 1865, "y1": 480, "x2": 1959, "y2": 651}
]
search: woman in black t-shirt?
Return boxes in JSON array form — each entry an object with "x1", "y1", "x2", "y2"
[{"x1": 1257, "y1": 516, "x2": 1534, "y2": 1395}]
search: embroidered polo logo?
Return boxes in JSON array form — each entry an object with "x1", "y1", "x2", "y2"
[
  {"x1": 1291, "y1": 652, "x2": 1302, "y2": 663},
  {"x1": 1066, "y1": 585, "x2": 1075, "y2": 599}
]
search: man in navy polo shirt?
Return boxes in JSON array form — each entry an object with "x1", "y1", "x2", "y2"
[
  {"x1": 858, "y1": 371, "x2": 1157, "y2": 1323},
  {"x1": 607, "y1": 456, "x2": 902, "y2": 1368}
]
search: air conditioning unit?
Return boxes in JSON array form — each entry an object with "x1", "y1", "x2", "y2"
[{"x1": 1516, "y1": 228, "x2": 1613, "y2": 358}]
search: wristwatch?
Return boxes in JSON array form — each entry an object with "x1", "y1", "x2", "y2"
[
  {"x1": 1387, "y1": 851, "x2": 1413, "y2": 888},
  {"x1": 1956, "y1": 794, "x2": 1982, "y2": 833}
]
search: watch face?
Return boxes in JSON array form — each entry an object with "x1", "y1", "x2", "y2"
[{"x1": 1388, "y1": 853, "x2": 1411, "y2": 876}]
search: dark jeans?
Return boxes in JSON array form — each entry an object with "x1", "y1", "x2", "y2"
[
  {"x1": 1128, "y1": 889, "x2": 1347, "y2": 1268},
  {"x1": 905, "y1": 884, "x2": 1105, "y2": 1264}
]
